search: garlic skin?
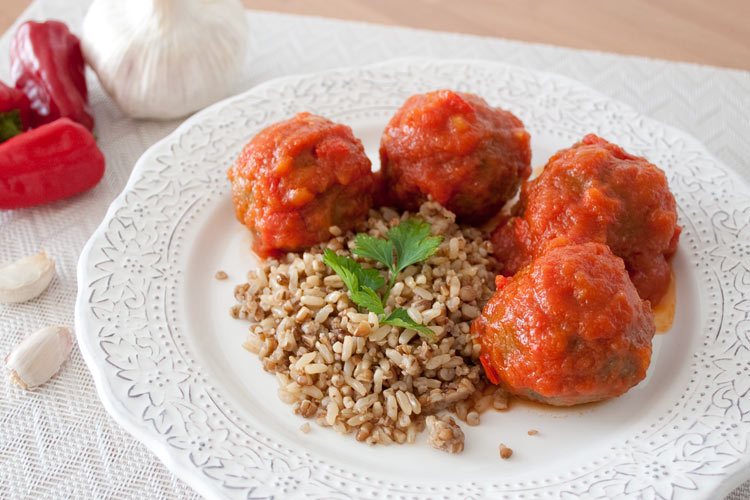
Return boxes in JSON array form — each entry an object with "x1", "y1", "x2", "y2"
[
  {"x1": 5, "y1": 326, "x2": 73, "y2": 390},
  {"x1": 0, "y1": 251, "x2": 55, "y2": 304},
  {"x1": 82, "y1": 0, "x2": 248, "y2": 120}
]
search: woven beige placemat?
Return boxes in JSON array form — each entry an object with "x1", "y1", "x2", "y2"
[{"x1": 1, "y1": 1, "x2": 748, "y2": 498}]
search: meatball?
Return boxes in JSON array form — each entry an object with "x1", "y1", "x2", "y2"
[
  {"x1": 472, "y1": 241, "x2": 655, "y2": 406},
  {"x1": 492, "y1": 134, "x2": 680, "y2": 304},
  {"x1": 379, "y1": 90, "x2": 531, "y2": 224},
  {"x1": 227, "y1": 112, "x2": 376, "y2": 258}
]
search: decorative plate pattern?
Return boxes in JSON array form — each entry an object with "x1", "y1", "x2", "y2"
[{"x1": 75, "y1": 59, "x2": 750, "y2": 499}]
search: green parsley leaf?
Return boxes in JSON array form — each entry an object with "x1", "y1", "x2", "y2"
[
  {"x1": 350, "y1": 286, "x2": 385, "y2": 316},
  {"x1": 352, "y1": 233, "x2": 394, "y2": 272},
  {"x1": 356, "y1": 267, "x2": 386, "y2": 292},
  {"x1": 324, "y1": 219, "x2": 443, "y2": 341},
  {"x1": 387, "y1": 219, "x2": 443, "y2": 274},
  {"x1": 323, "y1": 249, "x2": 385, "y2": 294},
  {"x1": 0, "y1": 110, "x2": 23, "y2": 144},
  {"x1": 322, "y1": 249, "x2": 361, "y2": 293},
  {"x1": 381, "y1": 308, "x2": 435, "y2": 338}
]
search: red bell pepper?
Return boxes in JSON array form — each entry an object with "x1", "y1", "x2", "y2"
[
  {"x1": 10, "y1": 20, "x2": 93, "y2": 130},
  {"x1": 0, "y1": 118, "x2": 105, "y2": 209},
  {"x1": 0, "y1": 81, "x2": 32, "y2": 142}
]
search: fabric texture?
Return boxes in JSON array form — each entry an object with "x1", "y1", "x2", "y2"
[{"x1": 0, "y1": 1, "x2": 748, "y2": 498}]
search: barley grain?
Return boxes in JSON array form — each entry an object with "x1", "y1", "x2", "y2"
[
  {"x1": 305, "y1": 363, "x2": 328, "y2": 374},
  {"x1": 230, "y1": 201, "x2": 498, "y2": 451}
]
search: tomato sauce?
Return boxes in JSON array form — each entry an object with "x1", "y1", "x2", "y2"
[
  {"x1": 379, "y1": 90, "x2": 531, "y2": 225},
  {"x1": 492, "y1": 134, "x2": 681, "y2": 304},
  {"x1": 472, "y1": 241, "x2": 655, "y2": 406},
  {"x1": 227, "y1": 113, "x2": 377, "y2": 258},
  {"x1": 653, "y1": 268, "x2": 676, "y2": 334}
]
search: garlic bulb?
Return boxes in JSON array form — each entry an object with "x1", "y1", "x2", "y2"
[
  {"x1": 0, "y1": 251, "x2": 55, "y2": 303},
  {"x1": 82, "y1": 0, "x2": 248, "y2": 120},
  {"x1": 5, "y1": 326, "x2": 73, "y2": 390}
]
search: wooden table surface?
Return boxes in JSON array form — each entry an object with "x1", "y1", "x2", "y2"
[{"x1": 1, "y1": 0, "x2": 749, "y2": 71}]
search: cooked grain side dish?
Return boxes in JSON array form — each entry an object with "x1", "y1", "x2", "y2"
[{"x1": 231, "y1": 202, "x2": 507, "y2": 449}]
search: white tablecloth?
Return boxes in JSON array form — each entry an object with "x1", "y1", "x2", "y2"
[{"x1": 1, "y1": 1, "x2": 748, "y2": 498}]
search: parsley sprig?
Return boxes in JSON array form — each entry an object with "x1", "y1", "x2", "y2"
[{"x1": 323, "y1": 219, "x2": 443, "y2": 338}]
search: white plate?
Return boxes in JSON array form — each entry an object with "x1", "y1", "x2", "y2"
[{"x1": 75, "y1": 59, "x2": 750, "y2": 500}]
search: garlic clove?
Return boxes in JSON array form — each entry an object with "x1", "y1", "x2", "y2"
[
  {"x1": 5, "y1": 326, "x2": 73, "y2": 390},
  {"x1": 0, "y1": 251, "x2": 56, "y2": 304}
]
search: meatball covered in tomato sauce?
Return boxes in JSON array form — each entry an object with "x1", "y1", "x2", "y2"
[
  {"x1": 492, "y1": 134, "x2": 680, "y2": 304},
  {"x1": 472, "y1": 241, "x2": 655, "y2": 406},
  {"x1": 228, "y1": 112, "x2": 377, "y2": 258},
  {"x1": 379, "y1": 90, "x2": 531, "y2": 225}
]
